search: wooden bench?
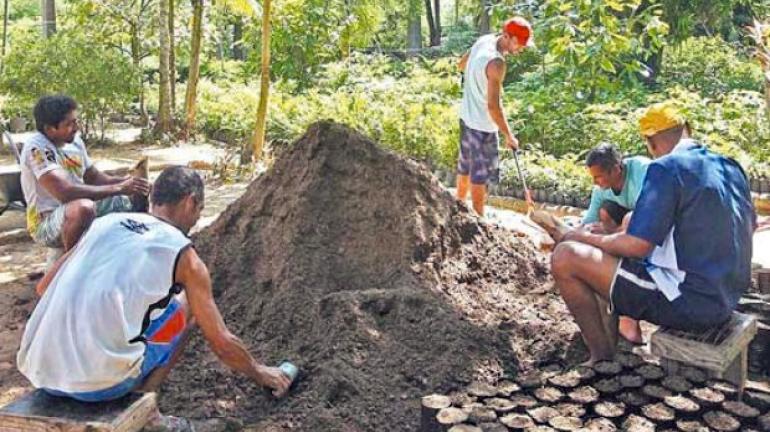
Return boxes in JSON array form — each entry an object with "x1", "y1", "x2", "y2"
[
  {"x1": 0, "y1": 390, "x2": 157, "y2": 432},
  {"x1": 650, "y1": 312, "x2": 757, "y2": 392}
]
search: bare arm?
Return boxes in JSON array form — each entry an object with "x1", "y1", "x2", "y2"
[
  {"x1": 39, "y1": 169, "x2": 149, "y2": 203},
  {"x1": 458, "y1": 51, "x2": 470, "y2": 72},
  {"x1": 83, "y1": 166, "x2": 127, "y2": 186},
  {"x1": 176, "y1": 247, "x2": 291, "y2": 396},
  {"x1": 39, "y1": 169, "x2": 126, "y2": 202},
  {"x1": 563, "y1": 230, "x2": 654, "y2": 259},
  {"x1": 486, "y1": 59, "x2": 517, "y2": 148}
]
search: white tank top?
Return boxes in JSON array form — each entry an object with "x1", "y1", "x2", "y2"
[
  {"x1": 17, "y1": 213, "x2": 192, "y2": 393},
  {"x1": 460, "y1": 34, "x2": 504, "y2": 132}
]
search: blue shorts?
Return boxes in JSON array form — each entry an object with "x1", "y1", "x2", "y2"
[
  {"x1": 457, "y1": 119, "x2": 499, "y2": 185},
  {"x1": 610, "y1": 258, "x2": 715, "y2": 332},
  {"x1": 43, "y1": 299, "x2": 188, "y2": 402}
]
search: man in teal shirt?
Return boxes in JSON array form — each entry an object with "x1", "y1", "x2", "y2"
[
  {"x1": 583, "y1": 144, "x2": 650, "y2": 234},
  {"x1": 582, "y1": 144, "x2": 650, "y2": 345}
]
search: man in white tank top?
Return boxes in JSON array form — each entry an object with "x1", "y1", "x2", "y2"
[
  {"x1": 17, "y1": 166, "x2": 291, "y2": 429},
  {"x1": 457, "y1": 17, "x2": 535, "y2": 216}
]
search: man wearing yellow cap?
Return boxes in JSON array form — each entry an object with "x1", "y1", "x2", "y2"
[
  {"x1": 456, "y1": 17, "x2": 535, "y2": 216},
  {"x1": 548, "y1": 102, "x2": 756, "y2": 363}
]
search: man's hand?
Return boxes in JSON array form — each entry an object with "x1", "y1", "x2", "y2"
[
  {"x1": 505, "y1": 133, "x2": 519, "y2": 151},
  {"x1": 256, "y1": 365, "x2": 292, "y2": 397},
  {"x1": 587, "y1": 223, "x2": 606, "y2": 234},
  {"x1": 119, "y1": 176, "x2": 151, "y2": 196}
]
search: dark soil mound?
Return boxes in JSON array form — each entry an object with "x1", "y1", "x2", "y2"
[{"x1": 160, "y1": 122, "x2": 577, "y2": 430}]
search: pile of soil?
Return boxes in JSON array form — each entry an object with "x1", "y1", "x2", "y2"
[{"x1": 161, "y1": 122, "x2": 578, "y2": 430}]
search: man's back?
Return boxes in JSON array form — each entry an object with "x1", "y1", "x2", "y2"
[
  {"x1": 460, "y1": 34, "x2": 503, "y2": 132},
  {"x1": 628, "y1": 139, "x2": 755, "y2": 325},
  {"x1": 17, "y1": 213, "x2": 191, "y2": 393}
]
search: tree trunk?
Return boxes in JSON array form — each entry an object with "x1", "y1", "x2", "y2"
[
  {"x1": 169, "y1": 0, "x2": 176, "y2": 117},
  {"x1": 434, "y1": 0, "x2": 441, "y2": 44},
  {"x1": 40, "y1": 0, "x2": 56, "y2": 38},
  {"x1": 155, "y1": 0, "x2": 173, "y2": 135},
  {"x1": 455, "y1": 0, "x2": 459, "y2": 26},
  {"x1": 407, "y1": 1, "x2": 422, "y2": 55},
  {"x1": 233, "y1": 17, "x2": 245, "y2": 60},
  {"x1": 478, "y1": 0, "x2": 490, "y2": 34},
  {"x1": 130, "y1": 23, "x2": 148, "y2": 125},
  {"x1": 424, "y1": 0, "x2": 438, "y2": 47},
  {"x1": 247, "y1": 0, "x2": 272, "y2": 164},
  {"x1": 184, "y1": 0, "x2": 203, "y2": 139},
  {"x1": 2, "y1": 0, "x2": 8, "y2": 66}
]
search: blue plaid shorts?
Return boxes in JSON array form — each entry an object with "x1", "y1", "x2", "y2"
[{"x1": 457, "y1": 119, "x2": 499, "y2": 184}]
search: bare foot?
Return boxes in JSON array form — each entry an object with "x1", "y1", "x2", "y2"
[
  {"x1": 580, "y1": 355, "x2": 614, "y2": 367},
  {"x1": 618, "y1": 316, "x2": 643, "y2": 345}
]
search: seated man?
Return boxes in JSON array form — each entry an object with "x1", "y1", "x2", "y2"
[
  {"x1": 582, "y1": 144, "x2": 650, "y2": 344},
  {"x1": 583, "y1": 143, "x2": 650, "y2": 234},
  {"x1": 550, "y1": 103, "x2": 755, "y2": 363},
  {"x1": 20, "y1": 95, "x2": 150, "y2": 251},
  {"x1": 17, "y1": 166, "x2": 290, "y2": 428}
]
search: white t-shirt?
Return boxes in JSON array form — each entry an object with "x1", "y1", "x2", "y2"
[
  {"x1": 17, "y1": 213, "x2": 192, "y2": 393},
  {"x1": 20, "y1": 132, "x2": 93, "y2": 234},
  {"x1": 460, "y1": 34, "x2": 504, "y2": 132}
]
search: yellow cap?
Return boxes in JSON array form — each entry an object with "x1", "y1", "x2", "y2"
[{"x1": 638, "y1": 102, "x2": 685, "y2": 137}]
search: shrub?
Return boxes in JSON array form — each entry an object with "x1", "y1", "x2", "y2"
[
  {"x1": 660, "y1": 37, "x2": 764, "y2": 97},
  {"x1": 0, "y1": 30, "x2": 139, "y2": 141}
]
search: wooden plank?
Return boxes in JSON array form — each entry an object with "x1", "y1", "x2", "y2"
[
  {"x1": 651, "y1": 313, "x2": 757, "y2": 372},
  {"x1": 0, "y1": 391, "x2": 156, "y2": 432},
  {"x1": 110, "y1": 393, "x2": 156, "y2": 432}
]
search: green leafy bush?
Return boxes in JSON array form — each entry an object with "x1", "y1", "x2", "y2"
[
  {"x1": 0, "y1": 30, "x2": 140, "y2": 141},
  {"x1": 195, "y1": 54, "x2": 462, "y2": 167},
  {"x1": 660, "y1": 37, "x2": 763, "y2": 97}
]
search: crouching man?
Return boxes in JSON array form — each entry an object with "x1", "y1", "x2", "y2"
[
  {"x1": 17, "y1": 166, "x2": 290, "y2": 429},
  {"x1": 549, "y1": 103, "x2": 756, "y2": 363}
]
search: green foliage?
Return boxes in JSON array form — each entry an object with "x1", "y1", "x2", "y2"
[
  {"x1": 195, "y1": 53, "x2": 461, "y2": 167},
  {"x1": 660, "y1": 37, "x2": 763, "y2": 97},
  {"x1": 660, "y1": 0, "x2": 770, "y2": 42},
  {"x1": 0, "y1": 30, "x2": 140, "y2": 140},
  {"x1": 240, "y1": 0, "x2": 394, "y2": 87},
  {"x1": 8, "y1": 0, "x2": 39, "y2": 20},
  {"x1": 492, "y1": 0, "x2": 669, "y2": 96}
]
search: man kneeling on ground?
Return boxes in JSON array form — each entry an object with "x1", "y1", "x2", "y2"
[
  {"x1": 17, "y1": 166, "x2": 290, "y2": 429},
  {"x1": 20, "y1": 95, "x2": 150, "y2": 251},
  {"x1": 582, "y1": 144, "x2": 649, "y2": 235},
  {"x1": 549, "y1": 102, "x2": 756, "y2": 363}
]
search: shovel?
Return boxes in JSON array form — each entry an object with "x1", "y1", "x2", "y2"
[{"x1": 512, "y1": 150, "x2": 535, "y2": 212}]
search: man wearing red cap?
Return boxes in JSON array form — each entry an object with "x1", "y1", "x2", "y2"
[{"x1": 457, "y1": 17, "x2": 535, "y2": 216}]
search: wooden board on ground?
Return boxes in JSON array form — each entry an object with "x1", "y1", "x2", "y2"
[{"x1": 0, "y1": 390, "x2": 156, "y2": 432}]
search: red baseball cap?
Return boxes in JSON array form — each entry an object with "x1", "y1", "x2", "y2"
[{"x1": 503, "y1": 17, "x2": 535, "y2": 48}]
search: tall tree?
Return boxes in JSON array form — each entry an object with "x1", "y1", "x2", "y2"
[
  {"x1": 233, "y1": 17, "x2": 245, "y2": 59},
  {"x1": 249, "y1": 0, "x2": 272, "y2": 163},
  {"x1": 155, "y1": 0, "x2": 173, "y2": 134},
  {"x1": 478, "y1": 0, "x2": 490, "y2": 34},
  {"x1": 433, "y1": 0, "x2": 441, "y2": 43},
  {"x1": 424, "y1": 0, "x2": 441, "y2": 46},
  {"x1": 41, "y1": 0, "x2": 56, "y2": 37},
  {"x1": 2, "y1": 0, "x2": 8, "y2": 61},
  {"x1": 424, "y1": 0, "x2": 437, "y2": 46},
  {"x1": 407, "y1": 0, "x2": 422, "y2": 54},
  {"x1": 183, "y1": 0, "x2": 203, "y2": 138},
  {"x1": 169, "y1": 0, "x2": 176, "y2": 116}
]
